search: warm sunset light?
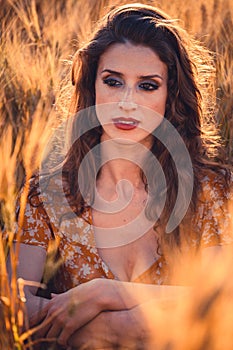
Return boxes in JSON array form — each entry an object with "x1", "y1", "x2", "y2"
[{"x1": 0, "y1": 1, "x2": 232, "y2": 349}]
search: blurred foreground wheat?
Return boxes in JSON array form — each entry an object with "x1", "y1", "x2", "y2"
[{"x1": 0, "y1": 0, "x2": 232, "y2": 349}]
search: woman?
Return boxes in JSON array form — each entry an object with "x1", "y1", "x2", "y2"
[{"x1": 11, "y1": 2, "x2": 232, "y2": 349}]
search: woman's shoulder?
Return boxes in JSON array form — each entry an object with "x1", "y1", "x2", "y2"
[
  {"x1": 26, "y1": 171, "x2": 67, "y2": 204},
  {"x1": 19, "y1": 172, "x2": 69, "y2": 231},
  {"x1": 195, "y1": 168, "x2": 233, "y2": 247},
  {"x1": 17, "y1": 172, "x2": 91, "y2": 249},
  {"x1": 199, "y1": 168, "x2": 233, "y2": 203}
]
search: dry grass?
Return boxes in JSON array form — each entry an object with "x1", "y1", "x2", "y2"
[{"x1": 0, "y1": 0, "x2": 233, "y2": 349}]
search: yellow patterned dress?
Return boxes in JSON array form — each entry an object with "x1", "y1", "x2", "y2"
[{"x1": 15, "y1": 171, "x2": 233, "y2": 292}]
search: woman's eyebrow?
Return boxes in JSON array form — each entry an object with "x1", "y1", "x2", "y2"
[
  {"x1": 101, "y1": 69, "x2": 123, "y2": 76},
  {"x1": 139, "y1": 74, "x2": 163, "y2": 80},
  {"x1": 100, "y1": 69, "x2": 163, "y2": 80}
]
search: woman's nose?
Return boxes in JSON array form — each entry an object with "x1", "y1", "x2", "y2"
[
  {"x1": 118, "y1": 100, "x2": 138, "y2": 110},
  {"x1": 118, "y1": 88, "x2": 138, "y2": 111}
]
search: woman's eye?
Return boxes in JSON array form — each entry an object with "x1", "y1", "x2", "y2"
[
  {"x1": 103, "y1": 78, "x2": 122, "y2": 87},
  {"x1": 139, "y1": 82, "x2": 159, "y2": 91}
]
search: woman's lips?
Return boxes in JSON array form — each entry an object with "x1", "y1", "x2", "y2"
[{"x1": 112, "y1": 117, "x2": 139, "y2": 130}]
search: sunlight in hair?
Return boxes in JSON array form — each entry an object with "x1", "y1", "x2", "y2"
[{"x1": 0, "y1": 0, "x2": 232, "y2": 349}]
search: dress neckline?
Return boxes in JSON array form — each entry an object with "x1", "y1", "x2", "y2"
[{"x1": 85, "y1": 206, "x2": 164, "y2": 283}]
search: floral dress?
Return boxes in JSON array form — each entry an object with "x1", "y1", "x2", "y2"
[{"x1": 15, "y1": 171, "x2": 233, "y2": 292}]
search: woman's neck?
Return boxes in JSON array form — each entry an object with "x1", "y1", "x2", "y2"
[
  {"x1": 98, "y1": 137, "x2": 149, "y2": 189},
  {"x1": 93, "y1": 137, "x2": 150, "y2": 216}
]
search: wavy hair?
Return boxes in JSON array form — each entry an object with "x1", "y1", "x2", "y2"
[{"x1": 60, "y1": 3, "x2": 229, "y2": 248}]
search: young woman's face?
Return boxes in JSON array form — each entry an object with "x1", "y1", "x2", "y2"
[{"x1": 95, "y1": 42, "x2": 168, "y2": 147}]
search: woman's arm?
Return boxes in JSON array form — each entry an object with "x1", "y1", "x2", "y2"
[
  {"x1": 7, "y1": 243, "x2": 50, "y2": 326},
  {"x1": 68, "y1": 245, "x2": 233, "y2": 349},
  {"x1": 68, "y1": 295, "x2": 182, "y2": 349},
  {"x1": 7, "y1": 243, "x2": 114, "y2": 334},
  {"x1": 12, "y1": 244, "x2": 223, "y2": 347},
  {"x1": 68, "y1": 307, "x2": 147, "y2": 349},
  {"x1": 45, "y1": 277, "x2": 191, "y2": 347}
]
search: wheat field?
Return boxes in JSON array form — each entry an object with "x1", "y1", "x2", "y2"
[{"x1": 0, "y1": 0, "x2": 233, "y2": 349}]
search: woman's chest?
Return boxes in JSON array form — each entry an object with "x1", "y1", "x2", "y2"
[
  {"x1": 91, "y1": 201, "x2": 160, "y2": 281},
  {"x1": 97, "y1": 232, "x2": 159, "y2": 281}
]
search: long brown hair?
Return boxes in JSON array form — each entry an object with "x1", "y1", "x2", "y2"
[{"x1": 59, "y1": 3, "x2": 229, "y2": 246}]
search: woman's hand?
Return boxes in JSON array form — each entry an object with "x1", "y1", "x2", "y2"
[
  {"x1": 36, "y1": 279, "x2": 107, "y2": 347},
  {"x1": 40, "y1": 276, "x2": 154, "y2": 346},
  {"x1": 33, "y1": 278, "x2": 191, "y2": 347},
  {"x1": 68, "y1": 307, "x2": 150, "y2": 350},
  {"x1": 67, "y1": 292, "x2": 187, "y2": 349}
]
